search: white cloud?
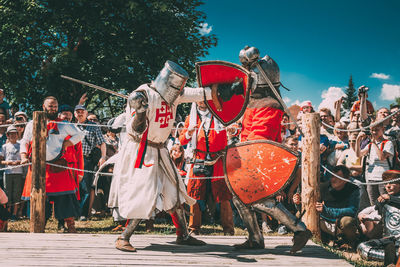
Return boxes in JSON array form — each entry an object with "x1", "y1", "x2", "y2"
[
  {"x1": 370, "y1": 73, "x2": 390, "y2": 80},
  {"x1": 292, "y1": 100, "x2": 301, "y2": 106},
  {"x1": 283, "y1": 97, "x2": 291, "y2": 104},
  {"x1": 199, "y1": 23, "x2": 212, "y2": 35},
  {"x1": 380, "y1": 83, "x2": 400, "y2": 101},
  {"x1": 318, "y1": 87, "x2": 345, "y2": 113}
]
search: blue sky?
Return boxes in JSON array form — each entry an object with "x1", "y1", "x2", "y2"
[{"x1": 199, "y1": 0, "x2": 400, "y2": 112}]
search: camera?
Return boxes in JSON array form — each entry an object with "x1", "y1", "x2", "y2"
[{"x1": 358, "y1": 85, "x2": 369, "y2": 94}]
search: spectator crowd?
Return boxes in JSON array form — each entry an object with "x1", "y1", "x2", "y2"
[{"x1": 0, "y1": 85, "x2": 398, "y2": 265}]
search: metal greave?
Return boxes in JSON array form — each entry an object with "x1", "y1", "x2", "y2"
[
  {"x1": 121, "y1": 219, "x2": 141, "y2": 241},
  {"x1": 232, "y1": 195, "x2": 264, "y2": 245},
  {"x1": 252, "y1": 198, "x2": 306, "y2": 233}
]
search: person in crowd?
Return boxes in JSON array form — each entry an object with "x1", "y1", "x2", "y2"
[
  {"x1": 327, "y1": 121, "x2": 349, "y2": 167},
  {"x1": 387, "y1": 105, "x2": 400, "y2": 139},
  {"x1": 57, "y1": 104, "x2": 84, "y2": 231},
  {"x1": 281, "y1": 113, "x2": 293, "y2": 141},
  {"x1": 376, "y1": 107, "x2": 391, "y2": 131},
  {"x1": 74, "y1": 105, "x2": 106, "y2": 221},
  {"x1": 0, "y1": 125, "x2": 23, "y2": 221},
  {"x1": 356, "y1": 122, "x2": 394, "y2": 205},
  {"x1": 357, "y1": 170, "x2": 400, "y2": 266},
  {"x1": 297, "y1": 165, "x2": 359, "y2": 249},
  {"x1": 299, "y1": 100, "x2": 314, "y2": 114},
  {"x1": 13, "y1": 110, "x2": 28, "y2": 135},
  {"x1": 0, "y1": 113, "x2": 8, "y2": 189},
  {"x1": 20, "y1": 96, "x2": 84, "y2": 232},
  {"x1": 0, "y1": 89, "x2": 10, "y2": 119},
  {"x1": 179, "y1": 101, "x2": 234, "y2": 236},
  {"x1": 273, "y1": 136, "x2": 303, "y2": 235},
  {"x1": 0, "y1": 187, "x2": 9, "y2": 231},
  {"x1": 87, "y1": 113, "x2": 99, "y2": 124},
  {"x1": 170, "y1": 144, "x2": 186, "y2": 177},
  {"x1": 350, "y1": 85, "x2": 374, "y2": 126},
  {"x1": 319, "y1": 108, "x2": 334, "y2": 139}
]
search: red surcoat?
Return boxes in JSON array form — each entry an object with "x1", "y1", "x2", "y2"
[{"x1": 179, "y1": 115, "x2": 232, "y2": 202}]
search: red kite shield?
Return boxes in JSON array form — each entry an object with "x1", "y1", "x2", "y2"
[
  {"x1": 223, "y1": 140, "x2": 300, "y2": 205},
  {"x1": 195, "y1": 60, "x2": 250, "y2": 126}
]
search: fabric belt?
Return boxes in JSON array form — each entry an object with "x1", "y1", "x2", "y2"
[{"x1": 129, "y1": 133, "x2": 165, "y2": 148}]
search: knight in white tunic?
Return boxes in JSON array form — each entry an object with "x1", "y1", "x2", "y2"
[{"x1": 109, "y1": 61, "x2": 215, "y2": 252}]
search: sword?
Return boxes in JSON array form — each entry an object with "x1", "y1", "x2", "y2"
[{"x1": 61, "y1": 75, "x2": 128, "y2": 99}]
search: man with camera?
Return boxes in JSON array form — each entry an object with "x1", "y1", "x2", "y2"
[{"x1": 179, "y1": 101, "x2": 234, "y2": 236}]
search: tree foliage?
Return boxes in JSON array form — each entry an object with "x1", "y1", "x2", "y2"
[
  {"x1": 342, "y1": 75, "x2": 357, "y2": 113},
  {"x1": 0, "y1": 0, "x2": 217, "y2": 118}
]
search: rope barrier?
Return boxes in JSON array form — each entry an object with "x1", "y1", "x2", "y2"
[
  {"x1": 45, "y1": 162, "x2": 225, "y2": 180},
  {"x1": 321, "y1": 164, "x2": 400, "y2": 186},
  {"x1": 0, "y1": 163, "x2": 32, "y2": 172}
]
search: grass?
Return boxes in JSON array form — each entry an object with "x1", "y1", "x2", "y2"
[{"x1": 7, "y1": 215, "x2": 249, "y2": 236}]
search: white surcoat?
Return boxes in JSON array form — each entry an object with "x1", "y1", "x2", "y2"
[{"x1": 108, "y1": 84, "x2": 211, "y2": 219}]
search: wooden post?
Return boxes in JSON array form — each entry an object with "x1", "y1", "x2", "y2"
[
  {"x1": 30, "y1": 111, "x2": 47, "y2": 233},
  {"x1": 301, "y1": 113, "x2": 321, "y2": 241}
]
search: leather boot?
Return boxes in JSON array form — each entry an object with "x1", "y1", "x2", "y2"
[
  {"x1": 116, "y1": 237, "x2": 137, "y2": 252},
  {"x1": 64, "y1": 217, "x2": 77, "y2": 233},
  {"x1": 188, "y1": 203, "x2": 201, "y2": 235},
  {"x1": 220, "y1": 200, "x2": 234, "y2": 235}
]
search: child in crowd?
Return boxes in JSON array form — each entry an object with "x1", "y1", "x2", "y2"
[
  {"x1": 170, "y1": 144, "x2": 187, "y2": 177},
  {"x1": 357, "y1": 170, "x2": 400, "y2": 266},
  {"x1": 356, "y1": 122, "x2": 394, "y2": 205},
  {"x1": 0, "y1": 125, "x2": 23, "y2": 221}
]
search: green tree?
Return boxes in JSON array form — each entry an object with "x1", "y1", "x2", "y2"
[
  {"x1": 390, "y1": 97, "x2": 400, "y2": 108},
  {"x1": 0, "y1": 0, "x2": 217, "y2": 118},
  {"x1": 342, "y1": 75, "x2": 357, "y2": 113}
]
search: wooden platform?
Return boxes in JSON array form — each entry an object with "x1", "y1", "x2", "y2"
[{"x1": 0, "y1": 233, "x2": 351, "y2": 266}]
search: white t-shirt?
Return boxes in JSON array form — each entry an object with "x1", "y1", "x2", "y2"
[
  {"x1": 0, "y1": 142, "x2": 22, "y2": 174},
  {"x1": 365, "y1": 140, "x2": 394, "y2": 181}
]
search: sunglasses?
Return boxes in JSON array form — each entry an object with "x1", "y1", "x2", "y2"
[{"x1": 15, "y1": 117, "x2": 25, "y2": 121}]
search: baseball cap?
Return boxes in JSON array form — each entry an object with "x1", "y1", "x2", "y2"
[
  {"x1": 59, "y1": 104, "x2": 74, "y2": 113},
  {"x1": 74, "y1": 105, "x2": 86, "y2": 111},
  {"x1": 300, "y1": 100, "x2": 313, "y2": 110},
  {"x1": 6, "y1": 125, "x2": 18, "y2": 134},
  {"x1": 14, "y1": 111, "x2": 28, "y2": 119}
]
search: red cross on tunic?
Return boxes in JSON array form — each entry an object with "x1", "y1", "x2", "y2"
[{"x1": 155, "y1": 101, "x2": 173, "y2": 128}]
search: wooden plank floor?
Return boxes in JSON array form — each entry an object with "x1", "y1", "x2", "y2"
[{"x1": 0, "y1": 233, "x2": 351, "y2": 266}]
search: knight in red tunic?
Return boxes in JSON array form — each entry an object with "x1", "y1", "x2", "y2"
[
  {"x1": 218, "y1": 46, "x2": 312, "y2": 252},
  {"x1": 179, "y1": 101, "x2": 234, "y2": 235},
  {"x1": 20, "y1": 96, "x2": 84, "y2": 232}
]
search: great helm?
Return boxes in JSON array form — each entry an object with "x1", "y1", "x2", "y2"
[{"x1": 153, "y1": 60, "x2": 189, "y2": 105}]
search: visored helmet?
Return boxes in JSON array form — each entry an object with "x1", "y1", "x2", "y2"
[{"x1": 153, "y1": 60, "x2": 189, "y2": 105}]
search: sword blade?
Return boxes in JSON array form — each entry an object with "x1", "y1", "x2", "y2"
[{"x1": 61, "y1": 75, "x2": 128, "y2": 99}]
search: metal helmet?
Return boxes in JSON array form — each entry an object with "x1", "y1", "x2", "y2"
[
  {"x1": 153, "y1": 60, "x2": 189, "y2": 105},
  {"x1": 239, "y1": 46, "x2": 260, "y2": 68},
  {"x1": 251, "y1": 55, "x2": 280, "y2": 89}
]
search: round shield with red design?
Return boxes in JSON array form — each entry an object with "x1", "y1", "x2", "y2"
[
  {"x1": 195, "y1": 60, "x2": 250, "y2": 126},
  {"x1": 223, "y1": 140, "x2": 300, "y2": 205}
]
